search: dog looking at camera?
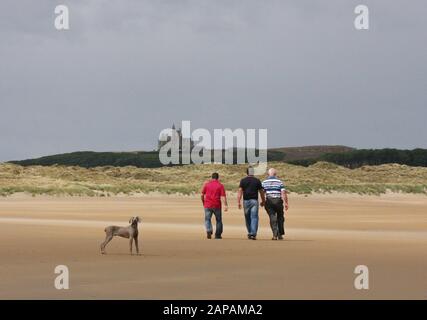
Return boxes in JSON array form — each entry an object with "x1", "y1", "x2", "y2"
[{"x1": 100, "y1": 216, "x2": 141, "y2": 255}]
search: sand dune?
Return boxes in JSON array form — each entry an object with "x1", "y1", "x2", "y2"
[{"x1": 0, "y1": 194, "x2": 426, "y2": 299}]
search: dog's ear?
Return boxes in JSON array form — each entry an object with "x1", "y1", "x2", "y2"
[
  {"x1": 136, "y1": 216, "x2": 141, "y2": 223},
  {"x1": 129, "y1": 217, "x2": 133, "y2": 223}
]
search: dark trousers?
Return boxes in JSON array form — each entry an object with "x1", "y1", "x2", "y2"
[{"x1": 265, "y1": 198, "x2": 285, "y2": 237}]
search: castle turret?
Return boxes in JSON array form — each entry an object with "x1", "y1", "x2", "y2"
[{"x1": 158, "y1": 123, "x2": 194, "y2": 151}]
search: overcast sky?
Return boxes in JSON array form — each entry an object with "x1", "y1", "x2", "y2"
[{"x1": 1, "y1": 0, "x2": 426, "y2": 161}]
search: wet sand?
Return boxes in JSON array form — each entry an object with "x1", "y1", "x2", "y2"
[{"x1": 0, "y1": 193, "x2": 426, "y2": 299}]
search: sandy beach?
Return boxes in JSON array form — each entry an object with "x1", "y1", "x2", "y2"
[{"x1": 0, "y1": 193, "x2": 426, "y2": 299}]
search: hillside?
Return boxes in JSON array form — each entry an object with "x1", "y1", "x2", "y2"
[
  {"x1": 1, "y1": 162, "x2": 426, "y2": 196},
  {"x1": 8, "y1": 151, "x2": 163, "y2": 168},
  {"x1": 8, "y1": 146, "x2": 427, "y2": 169},
  {"x1": 8, "y1": 146, "x2": 352, "y2": 168},
  {"x1": 269, "y1": 145, "x2": 354, "y2": 161},
  {"x1": 289, "y1": 148, "x2": 427, "y2": 168}
]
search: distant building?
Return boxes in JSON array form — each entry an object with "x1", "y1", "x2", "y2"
[{"x1": 158, "y1": 123, "x2": 195, "y2": 151}]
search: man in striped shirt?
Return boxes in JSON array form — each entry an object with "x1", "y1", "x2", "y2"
[{"x1": 262, "y1": 168, "x2": 289, "y2": 240}]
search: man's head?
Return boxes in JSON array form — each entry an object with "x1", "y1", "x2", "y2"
[
  {"x1": 268, "y1": 168, "x2": 277, "y2": 177},
  {"x1": 247, "y1": 166, "x2": 255, "y2": 176},
  {"x1": 212, "y1": 172, "x2": 219, "y2": 180}
]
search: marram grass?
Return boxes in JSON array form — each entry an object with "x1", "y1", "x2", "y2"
[{"x1": 0, "y1": 162, "x2": 426, "y2": 197}]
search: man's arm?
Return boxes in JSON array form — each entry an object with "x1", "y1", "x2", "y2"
[
  {"x1": 221, "y1": 196, "x2": 228, "y2": 212},
  {"x1": 201, "y1": 185, "x2": 205, "y2": 206},
  {"x1": 259, "y1": 180, "x2": 266, "y2": 207},
  {"x1": 221, "y1": 185, "x2": 228, "y2": 212},
  {"x1": 237, "y1": 187, "x2": 243, "y2": 209},
  {"x1": 281, "y1": 189, "x2": 289, "y2": 211},
  {"x1": 259, "y1": 189, "x2": 266, "y2": 207}
]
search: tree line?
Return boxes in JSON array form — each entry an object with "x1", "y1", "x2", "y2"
[
  {"x1": 288, "y1": 148, "x2": 427, "y2": 168},
  {"x1": 9, "y1": 148, "x2": 427, "y2": 169}
]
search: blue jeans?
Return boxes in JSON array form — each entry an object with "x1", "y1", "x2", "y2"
[
  {"x1": 243, "y1": 199, "x2": 259, "y2": 236},
  {"x1": 204, "y1": 208, "x2": 223, "y2": 237}
]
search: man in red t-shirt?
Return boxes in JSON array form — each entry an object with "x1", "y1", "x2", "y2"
[{"x1": 201, "y1": 172, "x2": 228, "y2": 239}]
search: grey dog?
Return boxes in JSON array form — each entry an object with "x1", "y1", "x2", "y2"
[{"x1": 100, "y1": 216, "x2": 141, "y2": 255}]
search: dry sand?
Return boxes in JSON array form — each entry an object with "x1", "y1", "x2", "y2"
[{"x1": 0, "y1": 193, "x2": 426, "y2": 299}]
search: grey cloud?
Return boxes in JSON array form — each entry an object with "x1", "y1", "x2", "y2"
[{"x1": 0, "y1": 0, "x2": 426, "y2": 161}]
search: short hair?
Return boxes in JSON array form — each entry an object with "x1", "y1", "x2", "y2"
[
  {"x1": 268, "y1": 168, "x2": 277, "y2": 176},
  {"x1": 212, "y1": 172, "x2": 219, "y2": 180},
  {"x1": 246, "y1": 166, "x2": 254, "y2": 175}
]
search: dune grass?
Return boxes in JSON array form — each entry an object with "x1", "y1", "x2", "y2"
[{"x1": 0, "y1": 162, "x2": 426, "y2": 197}]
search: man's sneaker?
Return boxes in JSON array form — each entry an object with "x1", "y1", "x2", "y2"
[
  {"x1": 250, "y1": 235, "x2": 257, "y2": 240},
  {"x1": 215, "y1": 235, "x2": 222, "y2": 239},
  {"x1": 207, "y1": 232, "x2": 212, "y2": 239},
  {"x1": 278, "y1": 235, "x2": 284, "y2": 240},
  {"x1": 272, "y1": 236, "x2": 278, "y2": 240},
  {"x1": 247, "y1": 234, "x2": 251, "y2": 239}
]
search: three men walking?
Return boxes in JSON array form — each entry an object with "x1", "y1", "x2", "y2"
[{"x1": 201, "y1": 167, "x2": 289, "y2": 240}]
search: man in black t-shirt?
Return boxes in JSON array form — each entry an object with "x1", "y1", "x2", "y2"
[{"x1": 237, "y1": 166, "x2": 266, "y2": 240}]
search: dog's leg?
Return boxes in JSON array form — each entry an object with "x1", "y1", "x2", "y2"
[
  {"x1": 129, "y1": 238, "x2": 133, "y2": 255},
  {"x1": 135, "y1": 236, "x2": 140, "y2": 255},
  {"x1": 101, "y1": 235, "x2": 113, "y2": 254}
]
